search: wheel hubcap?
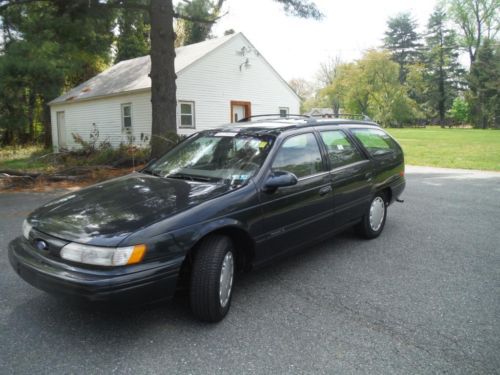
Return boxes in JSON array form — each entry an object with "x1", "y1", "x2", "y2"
[
  {"x1": 219, "y1": 251, "x2": 234, "y2": 308},
  {"x1": 369, "y1": 197, "x2": 385, "y2": 232}
]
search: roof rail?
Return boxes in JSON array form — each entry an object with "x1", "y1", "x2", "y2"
[
  {"x1": 309, "y1": 113, "x2": 372, "y2": 121},
  {"x1": 237, "y1": 114, "x2": 313, "y2": 123}
]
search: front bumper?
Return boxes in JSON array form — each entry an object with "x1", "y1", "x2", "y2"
[{"x1": 8, "y1": 237, "x2": 183, "y2": 302}]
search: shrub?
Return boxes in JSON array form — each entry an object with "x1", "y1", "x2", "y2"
[
  {"x1": 449, "y1": 97, "x2": 470, "y2": 125},
  {"x1": 68, "y1": 125, "x2": 152, "y2": 167}
]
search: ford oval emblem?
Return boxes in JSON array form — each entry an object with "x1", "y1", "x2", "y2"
[{"x1": 35, "y1": 240, "x2": 48, "y2": 251}]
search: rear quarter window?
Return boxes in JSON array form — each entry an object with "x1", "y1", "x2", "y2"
[
  {"x1": 351, "y1": 128, "x2": 401, "y2": 157},
  {"x1": 319, "y1": 130, "x2": 364, "y2": 168}
]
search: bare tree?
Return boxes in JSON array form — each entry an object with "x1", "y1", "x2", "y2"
[
  {"x1": 288, "y1": 78, "x2": 314, "y2": 100},
  {"x1": 445, "y1": 0, "x2": 500, "y2": 65},
  {"x1": 316, "y1": 56, "x2": 343, "y2": 115}
]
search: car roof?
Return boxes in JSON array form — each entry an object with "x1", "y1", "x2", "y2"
[{"x1": 203, "y1": 118, "x2": 381, "y2": 137}]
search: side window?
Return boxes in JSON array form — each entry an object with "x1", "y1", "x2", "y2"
[
  {"x1": 178, "y1": 101, "x2": 195, "y2": 128},
  {"x1": 351, "y1": 128, "x2": 400, "y2": 157},
  {"x1": 121, "y1": 103, "x2": 132, "y2": 134},
  {"x1": 320, "y1": 130, "x2": 364, "y2": 168},
  {"x1": 272, "y1": 133, "x2": 324, "y2": 178}
]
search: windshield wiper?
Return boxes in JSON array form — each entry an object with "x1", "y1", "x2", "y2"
[
  {"x1": 141, "y1": 169, "x2": 162, "y2": 177},
  {"x1": 167, "y1": 173, "x2": 215, "y2": 182}
]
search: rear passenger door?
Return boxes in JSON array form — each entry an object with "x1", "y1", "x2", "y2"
[
  {"x1": 257, "y1": 132, "x2": 334, "y2": 262},
  {"x1": 319, "y1": 129, "x2": 373, "y2": 228}
]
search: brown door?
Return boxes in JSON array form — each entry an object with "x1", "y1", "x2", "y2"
[{"x1": 230, "y1": 101, "x2": 251, "y2": 122}]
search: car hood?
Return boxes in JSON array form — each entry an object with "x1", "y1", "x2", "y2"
[{"x1": 29, "y1": 173, "x2": 232, "y2": 246}]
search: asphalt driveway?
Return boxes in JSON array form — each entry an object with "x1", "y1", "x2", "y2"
[{"x1": 1, "y1": 167, "x2": 499, "y2": 374}]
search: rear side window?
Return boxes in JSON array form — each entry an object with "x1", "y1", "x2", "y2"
[
  {"x1": 320, "y1": 130, "x2": 364, "y2": 168},
  {"x1": 272, "y1": 133, "x2": 324, "y2": 178},
  {"x1": 351, "y1": 128, "x2": 400, "y2": 157}
]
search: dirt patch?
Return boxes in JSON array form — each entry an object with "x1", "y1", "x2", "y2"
[{"x1": 0, "y1": 166, "x2": 140, "y2": 193}]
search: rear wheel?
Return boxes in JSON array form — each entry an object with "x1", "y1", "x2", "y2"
[
  {"x1": 355, "y1": 192, "x2": 387, "y2": 239},
  {"x1": 190, "y1": 235, "x2": 235, "y2": 322}
]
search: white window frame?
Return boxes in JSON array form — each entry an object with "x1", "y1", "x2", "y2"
[
  {"x1": 121, "y1": 103, "x2": 132, "y2": 134},
  {"x1": 178, "y1": 101, "x2": 195, "y2": 129},
  {"x1": 279, "y1": 107, "x2": 289, "y2": 117}
]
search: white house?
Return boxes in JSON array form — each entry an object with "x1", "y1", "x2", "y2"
[{"x1": 49, "y1": 33, "x2": 300, "y2": 150}]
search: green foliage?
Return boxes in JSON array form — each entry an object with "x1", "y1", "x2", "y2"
[
  {"x1": 444, "y1": 0, "x2": 499, "y2": 65},
  {"x1": 273, "y1": 0, "x2": 323, "y2": 19},
  {"x1": 318, "y1": 50, "x2": 419, "y2": 126},
  {"x1": 115, "y1": 4, "x2": 150, "y2": 63},
  {"x1": 405, "y1": 63, "x2": 428, "y2": 110},
  {"x1": 314, "y1": 56, "x2": 342, "y2": 114},
  {"x1": 0, "y1": 0, "x2": 115, "y2": 146},
  {"x1": 449, "y1": 97, "x2": 471, "y2": 124},
  {"x1": 467, "y1": 39, "x2": 500, "y2": 128},
  {"x1": 175, "y1": 0, "x2": 225, "y2": 47},
  {"x1": 384, "y1": 13, "x2": 423, "y2": 83},
  {"x1": 423, "y1": 7, "x2": 464, "y2": 125}
]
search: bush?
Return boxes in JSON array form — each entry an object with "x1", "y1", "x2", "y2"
[
  {"x1": 449, "y1": 97, "x2": 470, "y2": 125},
  {"x1": 67, "y1": 125, "x2": 152, "y2": 167}
]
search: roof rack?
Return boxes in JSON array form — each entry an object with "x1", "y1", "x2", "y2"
[
  {"x1": 237, "y1": 114, "x2": 312, "y2": 123},
  {"x1": 309, "y1": 113, "x2": 372, "y2": 121}
]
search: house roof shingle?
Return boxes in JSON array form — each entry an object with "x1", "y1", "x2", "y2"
[{"x1": 50, "y1": 33, "x2": 238, "y2": 105}]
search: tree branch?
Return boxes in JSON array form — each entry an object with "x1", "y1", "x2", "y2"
[{"x1": 173, "y1": 11, "x2": 224, "y2": 24}]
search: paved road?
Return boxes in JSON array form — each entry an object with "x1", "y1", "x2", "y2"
[{"x1": 1, "y1": 168, "x2": 499, "y2": 374}]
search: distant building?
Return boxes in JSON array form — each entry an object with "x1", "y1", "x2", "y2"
[
  {"x1": 305, "y1": 108, "x2": 335, "y2": 117},
  {"x1": 49, "y1": 33, "x2": 300, "y2": 150}
]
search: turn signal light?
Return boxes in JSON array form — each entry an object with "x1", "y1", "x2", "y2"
[{"x1": 127, "y1": 244, "x2": 147, "y2": 265}]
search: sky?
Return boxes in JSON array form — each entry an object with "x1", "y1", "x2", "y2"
[{"x1": 210, "y1": 0, "x2": 439, "y2": 82}]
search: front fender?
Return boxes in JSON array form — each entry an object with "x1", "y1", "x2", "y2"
[{"x1": 187, "y1": 218, "x2": 248, "y2": 244}]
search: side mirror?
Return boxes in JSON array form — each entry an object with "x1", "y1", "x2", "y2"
[{"x1": 264, "y1": 171, "x2": 298, "y2": 191}]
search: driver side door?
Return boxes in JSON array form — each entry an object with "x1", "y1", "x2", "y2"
[{"x1": 256, "y1": 132, "x2": 335, "y2": 263}]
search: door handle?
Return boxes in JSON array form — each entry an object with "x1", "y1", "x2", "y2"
[{"x1": 319, "y1": 186, "x2": 333, "y2": 196}]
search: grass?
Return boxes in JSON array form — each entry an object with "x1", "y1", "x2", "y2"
[
  {"x1": 0, "y1": 145, "x2": 55, "y2": 172},
  {"x1": 387, "y1": 127, "x2": 500, "y2": 171}
]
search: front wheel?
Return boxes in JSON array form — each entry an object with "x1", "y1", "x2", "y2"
[
  {"x1": 355, "y1": 193, "x2": 387, "y2": 239},
  {"x1": 190, "y1": 235, "x2": 235, "y2": 322}
]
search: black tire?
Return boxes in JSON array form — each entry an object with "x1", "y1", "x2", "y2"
[
  {"x1": 355, "y1": 192, "x2": 388, "y2": 239},
  {"x1": 190, "y1": 235, "x2": 235, "y2": 322}
]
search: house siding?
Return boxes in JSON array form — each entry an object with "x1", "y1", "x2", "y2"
[
  {"x1": 175, "y1": 34, "x2": 299, "y2": 135},
  {"x1": 50, "y1": 34, "x2": 300, "y2": 149},
  {"x1": 50, "y1": 91, "x2": 152, "y2": 150}
]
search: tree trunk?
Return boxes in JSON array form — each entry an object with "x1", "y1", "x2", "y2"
[
  {"x1": 149, "y1": 0, "x2": 177, "y2": 159},
  {"x1": 42, "y1": 102, "x2": 52, "y2": 148},
  {"x1": 28, "y1": 93, "x2": 36, "y2": 142}
]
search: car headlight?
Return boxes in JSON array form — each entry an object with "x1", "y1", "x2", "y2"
[
  {"x1": 22, "y1": 219, "x2": 32, "y2": 240},
  {"x1": 60, "y1": 243, "x2": 147, "y2": 266}
]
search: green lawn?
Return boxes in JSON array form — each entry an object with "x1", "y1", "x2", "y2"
[
  {"x1": 0, "y1": 145, "x2": 55, "y2": 172},
  {"x1": 386, "y1": 127, "x2": 500, "y2": 171}
]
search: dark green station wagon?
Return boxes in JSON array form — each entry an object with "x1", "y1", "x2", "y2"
[{"x1": 9, "y1": 115, "x2": 405, "y2": 322}]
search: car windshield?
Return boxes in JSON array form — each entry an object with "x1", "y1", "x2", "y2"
[{"x1": 145, "y1": 131, "x2": 275, "y2": 186}]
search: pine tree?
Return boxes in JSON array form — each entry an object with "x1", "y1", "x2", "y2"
[
  {"x1": 0, "y1": 0, "x2": 115, "y2": 146},
  {"x1": 115, "y1": 8, "x2": 150, "y2": 63},
  {"x1": 468, "y1": 39, "x2": 500, "y2": 128},
  {"x1": 384, "y1": 13, "x2": 423, "y2": 84},
  {"x1": 174, "y1": 0, "x2": 224, "y2": 47},
  {"x1": 424, "y1": 7, "x2": 464, "y2": 125}
]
